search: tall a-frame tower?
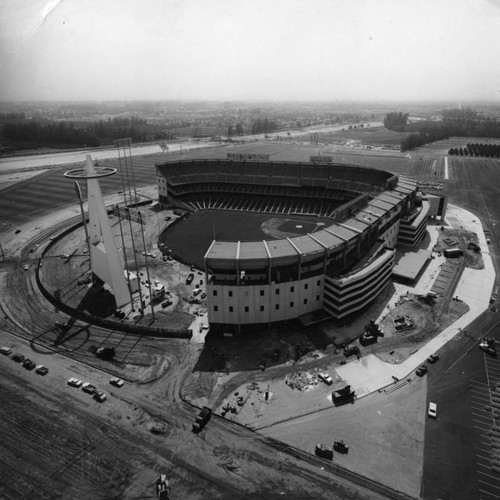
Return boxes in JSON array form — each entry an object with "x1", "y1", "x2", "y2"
[{"x1": 65, "y1": 155, "x2": 130, "y2": 307}]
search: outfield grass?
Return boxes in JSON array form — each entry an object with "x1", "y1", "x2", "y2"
[{"x1": 159, "y1": 210, "x2": 333, "y2": 267}]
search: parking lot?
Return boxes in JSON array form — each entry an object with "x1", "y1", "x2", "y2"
[{"x1": 468, "y1": 348, "x2": 500, "y2": 499}]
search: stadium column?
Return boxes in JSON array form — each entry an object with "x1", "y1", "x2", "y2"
[
  {"x1": 236, "y1": 241, "x2": 241, "y2": 336},
  {"x1": 263, "y1": 241, "x2": 272, "y2": 332}
]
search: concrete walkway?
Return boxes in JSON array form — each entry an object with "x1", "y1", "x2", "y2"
[{"x1": 336, "y1": 204, "x2": 496, "y2": 397}]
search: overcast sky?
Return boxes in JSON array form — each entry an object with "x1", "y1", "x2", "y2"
[{"x1": 1, "y1": 0, "x2": 499, "y2": 102}]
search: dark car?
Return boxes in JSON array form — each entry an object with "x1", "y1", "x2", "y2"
[
  {"x1": 22, "y1": 359, "x2": 36, "y2": 370},
  {"x1": 427, "y1": 353, "x2": 439, "y2": 364},
  {"x1": 93, "y1": 390, "x2": 107, "y2": 403},
  {"x1": 186, "y1": 273, "x2": 194, "y2": 285},
  {"x1": 416, "y1": 365, "x2": 428, "y2": 377},
  {"x1": 11, "y1": 353, "x2": 25, "y2": 363},
  {"x1": 35, "y1": 365, "x2": 49, "y2": 375},
  {"x1": 96, "y1": 347, "x2": 116, "y2": 360}
]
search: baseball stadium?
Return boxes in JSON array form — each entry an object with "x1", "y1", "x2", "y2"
[{"x1": 156, "y1": 157, "x2": 431, "y2": 334}]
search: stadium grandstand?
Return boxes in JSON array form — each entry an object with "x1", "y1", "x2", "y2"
[{"x1": 156, "y1": 159, "x2": 430, "y2": 334}]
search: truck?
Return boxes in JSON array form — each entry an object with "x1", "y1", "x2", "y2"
[
  {"x1": 192, "y1": 406, "x2": 212, "y2": 433},
  {"x1": 315, "y1": 443, "x2": 333, "y2": 460},
  {"x1": 332, "y1": 385, "x2": 355, "y2": 406}
]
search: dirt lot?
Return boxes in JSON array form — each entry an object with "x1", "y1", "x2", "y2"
[
  {"x1": 0, "y1": 329, "x2": 388, "y2": 500},
  {"x1": 261, "y1": 377, "x2": 427, "y2": 498}
]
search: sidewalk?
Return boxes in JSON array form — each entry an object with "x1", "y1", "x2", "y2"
[{"x1": 336, "y1": 204, "x2": 496, "y2": 397}]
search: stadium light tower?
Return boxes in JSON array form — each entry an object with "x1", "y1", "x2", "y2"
[{"x1": 65, "y1": 155, "x2": 131, "y2": 308}]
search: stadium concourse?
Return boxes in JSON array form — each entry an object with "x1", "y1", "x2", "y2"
[{"x1": 334, "y1": 203, "x2": 495, "y2": 398}]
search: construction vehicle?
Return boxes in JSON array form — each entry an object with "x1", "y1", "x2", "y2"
[
  {"x1": 156, "y1": 473, "x2": 170, "y2": 499},
  {"x1": 332, "y1": 385, "x2": 355, "y2": 406},
  {"x1": 192, "y1": 406, "x2": 212, "y2": 433},
  {"x1": 315, "y1": 443, "x2": 333, "y2": 460},
  {"x1": 343, "y1": 345, "x2": 360, "y2": 357},
  {"x1": 359, "y1": 331, "x2": 377, "y2": 346}
]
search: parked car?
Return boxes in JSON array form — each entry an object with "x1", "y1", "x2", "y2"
[
  {"x1": 82, "y1": 382, "x2": 96, "y2": 394},
  {"x1": 67, "y1": 377, "x2": 83, "y2": 387},
  {"x1": 318, "y1": 372, "x2": 333, "y2": 385},
  {"x1": 427, "y1": 353, "x2": 439, "y2": 364},
  {"x1": 428, "y1": 402, "x2": 437, "y2": 418},
  {"x1": 186, "y1": 273, "x2": 194, "y2": 285},
  {"x1": 479, "y1": 338, "x2": 496, "y2": 357},
  {"x1": 93, "y1": 390, "x2": 107, "y2": 403},
  {"x1": 35, "y1": 365, "x2": 49, "y2": 375},
  {"x1": 96, "y1": 346, "x2": 116, "y2": 359},
  {"x1": 22, "y1": 359, "x2": 36, "y2": 370},
  {"x1": 11, "y1": 353, "x2": 25, "y2": 363},
  {"x1": 109, "y1": 377, "x2": 124, "y2": 388},
  {"x1": 0, "y1": 346, "x2": 12, "y2": 356},
  {"x1": 416, "y1": 365, "x2": 428, "y2": 377}
]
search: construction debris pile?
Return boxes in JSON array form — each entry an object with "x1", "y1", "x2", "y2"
[{"x1": 284, "y1": 370, "x2": 319, "y2": 391}]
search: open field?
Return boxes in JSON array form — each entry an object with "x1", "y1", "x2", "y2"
[{"x1": 302, "y1": 125, "x2": 408, "y2": 147}]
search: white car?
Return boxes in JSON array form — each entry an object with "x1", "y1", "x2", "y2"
[
  {"x1": 428, "y1": 402, "x2": 437, "y2": 418},
  {"x1": 23, "y1": 264, "x2": 30, "y2": 271},
  {"x1": 67, "y1": 377, "x2": 83, "y2": 388},
  {"x1": 318, "y1": 372, "x2": 333, "y2": 385},
  {"x1": 109, "y1": 377, "x2": 124, "y2": 388}
]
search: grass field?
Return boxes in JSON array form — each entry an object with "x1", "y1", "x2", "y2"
[
  {"x1": 159, "y1": 210, "x2": 334, "y2": 267},
  {"x1": 318, "y1": 126, "x2": 407, "y2": 146}
]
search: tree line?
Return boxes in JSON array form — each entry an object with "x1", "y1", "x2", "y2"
[
  {"x1": 448, "y1": 143, "x2": 500, "y2": 158},
  {"x1": 250, "y1": 118, "x2": 278, "y2": 135},
  {"x1": 383, "y1": 108, "x2": 500, "y2": 152},
  {"x1": 383, "y1": 112, "x2": 409, "y2": 132},
  {"x1": 2, "y1": 117, "x2": 173, "y2": 148}
]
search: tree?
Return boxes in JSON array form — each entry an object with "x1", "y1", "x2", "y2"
[
  {"x1": 384, "y1": 112, "x2": 409, "y2": 132},
  {"x1": 227, "y1": 124, "x2": 233, "y2": 137}
]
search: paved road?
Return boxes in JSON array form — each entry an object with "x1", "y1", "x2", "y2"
[{"x1": 0, "y1": 141, "x2": 210, "y2": 172}]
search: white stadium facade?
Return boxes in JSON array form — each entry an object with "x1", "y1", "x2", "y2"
[{"x1": 156, "y1": 158, "x2": 431, "y2": 335}]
